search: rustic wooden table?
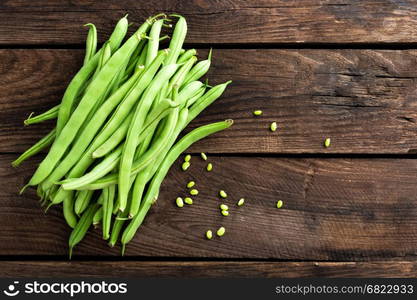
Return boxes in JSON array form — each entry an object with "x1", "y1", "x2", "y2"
[{"x1": 1, "y1": 0, "x2": 417, "y2": 278}]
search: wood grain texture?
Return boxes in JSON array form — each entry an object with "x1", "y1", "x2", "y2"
[
  {"x1": 3, "y1": 49, "x2": 417, "y2": 154},
  {"x1": 1, "y1": 261, "x2": 416, "y2": 278},
  {"x1": 2, "y1": 0, "x2": 417, "y2": 44},
  {"x1": 2, "y1": 154, "x2": 417, "y2": 259}
]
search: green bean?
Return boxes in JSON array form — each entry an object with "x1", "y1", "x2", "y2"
[
  {"x1": 123, "y1": 39, "x2": 147, "y2": 79},
  {"x1": 74, "y1": 190, "x2": 94, "y2": 216},
  {"x1": 118, "y1": 63, "x2": 179, "y2": 212},
  {"x1": 56, "y1": 15, "x2": 129, "y2": 135},
  {"x1": 51, "y1": 187, "x2": 71, "y2": 205},
  {"x1": 61, "y1": 148, "x2": 122, "y2": 190},
  {"x1": 185, "y1": 81, "x2": 232, "y2": 127},
  {"x1": 108, "y1": 201, "x2": 130, "y2": 247},
  {"x1": 12, "y1": 129, "x2": 55, "y2": 168},
  {"x1": 165, "y1": 16, "x2": 187, "y2": 65},
  {"x1": 27, "y1": 19, "x2": 151, "y2": 187},
  {"x1": 146, "y1": 19, "x2": 164, "y2": 66},
  {"x1": 69, "y1": 203, "x2": 99, "y2": 259},
  {"x1": 128, "y1": 108, "x2": 179, "y2": 217},
  {"x1": 182, "y1": 49, "x2": 212, "y2": 86},
  {"x1": 63, "y1": 192, "x2": 77, "y2": 229},
  {"x1": 177, "y1": 49, "x2": 197, "y2": 64},
  {"x1": 93, "y1": 206, "x2": 103, "y2": 227},
  {"x1": 24, "y1": 105, "x2": 59, "y2": 126},
  {"x1": 166, "y1": 56, "x2": 197, "y2": 96},
  {"x1": 121, "y1": 119, "x2": 233, "y2": 250},
  {"x1": 83, "y1": 23, "x2": 97, "y2": 65},
  {"x1": 185, "y1": 85, "x2": 206, "y2": 107},
  {"x1": 41, "y1": 63, "x2": 145, "y2": 190},
  {"x1": 102, "y1": 185, "x2": 115, "y2": 240}
]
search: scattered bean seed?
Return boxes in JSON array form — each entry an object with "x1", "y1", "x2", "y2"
[
  {"x1": 206, "y1": 163, "x2": 213, "y2": 171},
  {"x1": 201, "y1": 152, "x2": 207, "y2": 160},
  {"x1": 182, "y1": 161, "x2": 190, "y2": 171},
  {"x1": 253, "y1": 110, "x2": 263, "y2": 116},
  {"x1": 217, "y1": 227, "x2": 226, "y2": 236},
  {"x1": 220, "y1": 204, "x2": 229, "y2": 210},
  {"x1": 184, "y1": 154, "x2": 191, "y2": 162},
  {"x1": 184, "y1": 197, "x2": 193, "y2": 205},
  {"x1": 190, "y1": 189, "x2": 199, "y2": 196},
  {"x1": 221, "y1": 210, "x2": 229, "y2": 216},
  {"x1": 206, "y1": 230, "x2": 213, "y2": 240},
  {"x1": 187, "y1": 181, "x2": 195, "y2": 188},
  {"x1": 237, "y1": 198, "x2": 245, "y2": 206},
  {"x1": 270, "y1": 122, "x2": 277, "y2": 132},
  {"x1": 276, "y1": 200, "x2": 283, "y2": 209},
  {"x1": 324, "y1": 137, "x2": 331, "y2": 148},
  {"x1": 176, "y1": 197, "x2": 184, "y2": 208},
  {"x1": 219, "y1": 190, "x2": 227, "y2": 198}
]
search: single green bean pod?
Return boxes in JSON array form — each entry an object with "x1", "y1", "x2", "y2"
[
  {"x1": 182, "y1": 49, "x2": 212, "y2": 86},
  {"x1": 83, "y1": 23, "x2": 97, "y2": 65},
  {"x1": 165, "y1": 16, "x2": 187, "y2": 65}
]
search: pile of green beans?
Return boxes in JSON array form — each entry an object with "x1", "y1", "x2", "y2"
[{"x1": 13, "y1": 14, "x2": 233, "y2": 258}]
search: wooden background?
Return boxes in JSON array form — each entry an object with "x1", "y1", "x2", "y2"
[{"x1": 2, "y1": 0, "x2": 417, "y2": 278}]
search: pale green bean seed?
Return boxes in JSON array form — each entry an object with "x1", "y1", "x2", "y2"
[
  {"x1": 324, "y1": 138, "x2": 331, "y2": 148},
  {"x1": 270, "y1": 122, "x2": 277, "y2": 132},
  {"x1": 276, "y1": 200, "x2": 283, "y2": 209},
  {"x1": 206, "y1": 230, "x2": 213, "y2": 240},
  {"x1": 184, "y1": 197, "x2": 193, "y2": 205},
  {"x1": 184, "y1": 154, "x2": 191, "y2": 162},
  {"x1": 237, "y1": 198, "x2": 245, "y2": 206},
  {"x1": 221, "y1": 210, "x2": 229, "y2": 216},
  {"x1": 220, "y1": 204, "x2": 229, "y2": 210},
  {"x1": 219, "y1": 190, "x2": 227, "y2": 198},
  {"x1": 176, "y1": 197, "x2": 184, "y2": 208},
  {"x1": 253, "y1": 110, "x2": 263, "y2": 116},
  {"x1": 187, "y1": 181, "x2": 195, "y2": 188},
  {"x1": 190, "y1": 189, "x2": 198, "y2": 196},
  {"x1": 201, "y1": 153, "x2": 207, "y2": 160},
  {"x1": 206, "y1": 163, "x2": 213, "y2": 171},
  {"x1": 217, "y1": 227, "x2": 226, "y2": 236},
  {"x1": 182, "y1": 161, "x2": 190, "y2": 171}
]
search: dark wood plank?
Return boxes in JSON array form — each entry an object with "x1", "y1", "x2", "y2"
[
  {"x1": 3, "y1": 49, "x2": 417, "y2": 154},
  {"x1": 1, "y1": 1, "x2": 417, "y2": 44},
  {"x1": 2, "y1": 154, "x2": 417, "y2": 259},
  {"x1": 1, "y1": 261, "x2": 417, "y2": 278}
]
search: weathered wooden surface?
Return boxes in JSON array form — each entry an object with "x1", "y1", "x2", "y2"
[
  {"x1": 3, "y1": 49, "x2": 417, "y2": 154},
  {"x1": 2, "y1": 1, "x2": 417, "y2": 44},
  {"x1": 2, "y1": 154, "x2": 417, "y2": 258},
  {"x1": 1, "y1": 261, "x2": 416, "y2": 278}
]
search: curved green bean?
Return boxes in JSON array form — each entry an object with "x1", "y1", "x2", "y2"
[
  {"x1": 12, "y1": 129, "x2": 55, "y2": 167},
  {"x1": 93, "y1": 206, "x2": 103, "y2": 227},
  {"x1": 24, "y1": 105, "x2": 59, "y2": 126},
  {"x1": 83, "y1": 23, "x2": 97, "y2": 65},
  {"x1": 74, "y1": 190, "x2": 94, "y2": 216},
  {"x1": 63, "y1": 192, "x2": 77, "y2": 229},
  {"x1": 177, "y1": 49, "x2": 197, "y2": 64},
  {"x1": 69, "y1": 203, "x2": 99, "y2": 259},
  {"x1": 118, "y1": 63, "x2": 178, "y2": 212},
  {"x1": 121, "y1": 119, "x2": 233, "y2": 251},
  {"x1": 182, "y1": 49, "x2": 212, "y2": 87},
  {"x1": 165, "y1": 16, "x2": 187, "y2": 65},
  {"x1": 146, "y1": 19, "x2": 164, "y2": 66},
  {"x1": 102, "y1": 185, "x2": 115, "y2": 240}
]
